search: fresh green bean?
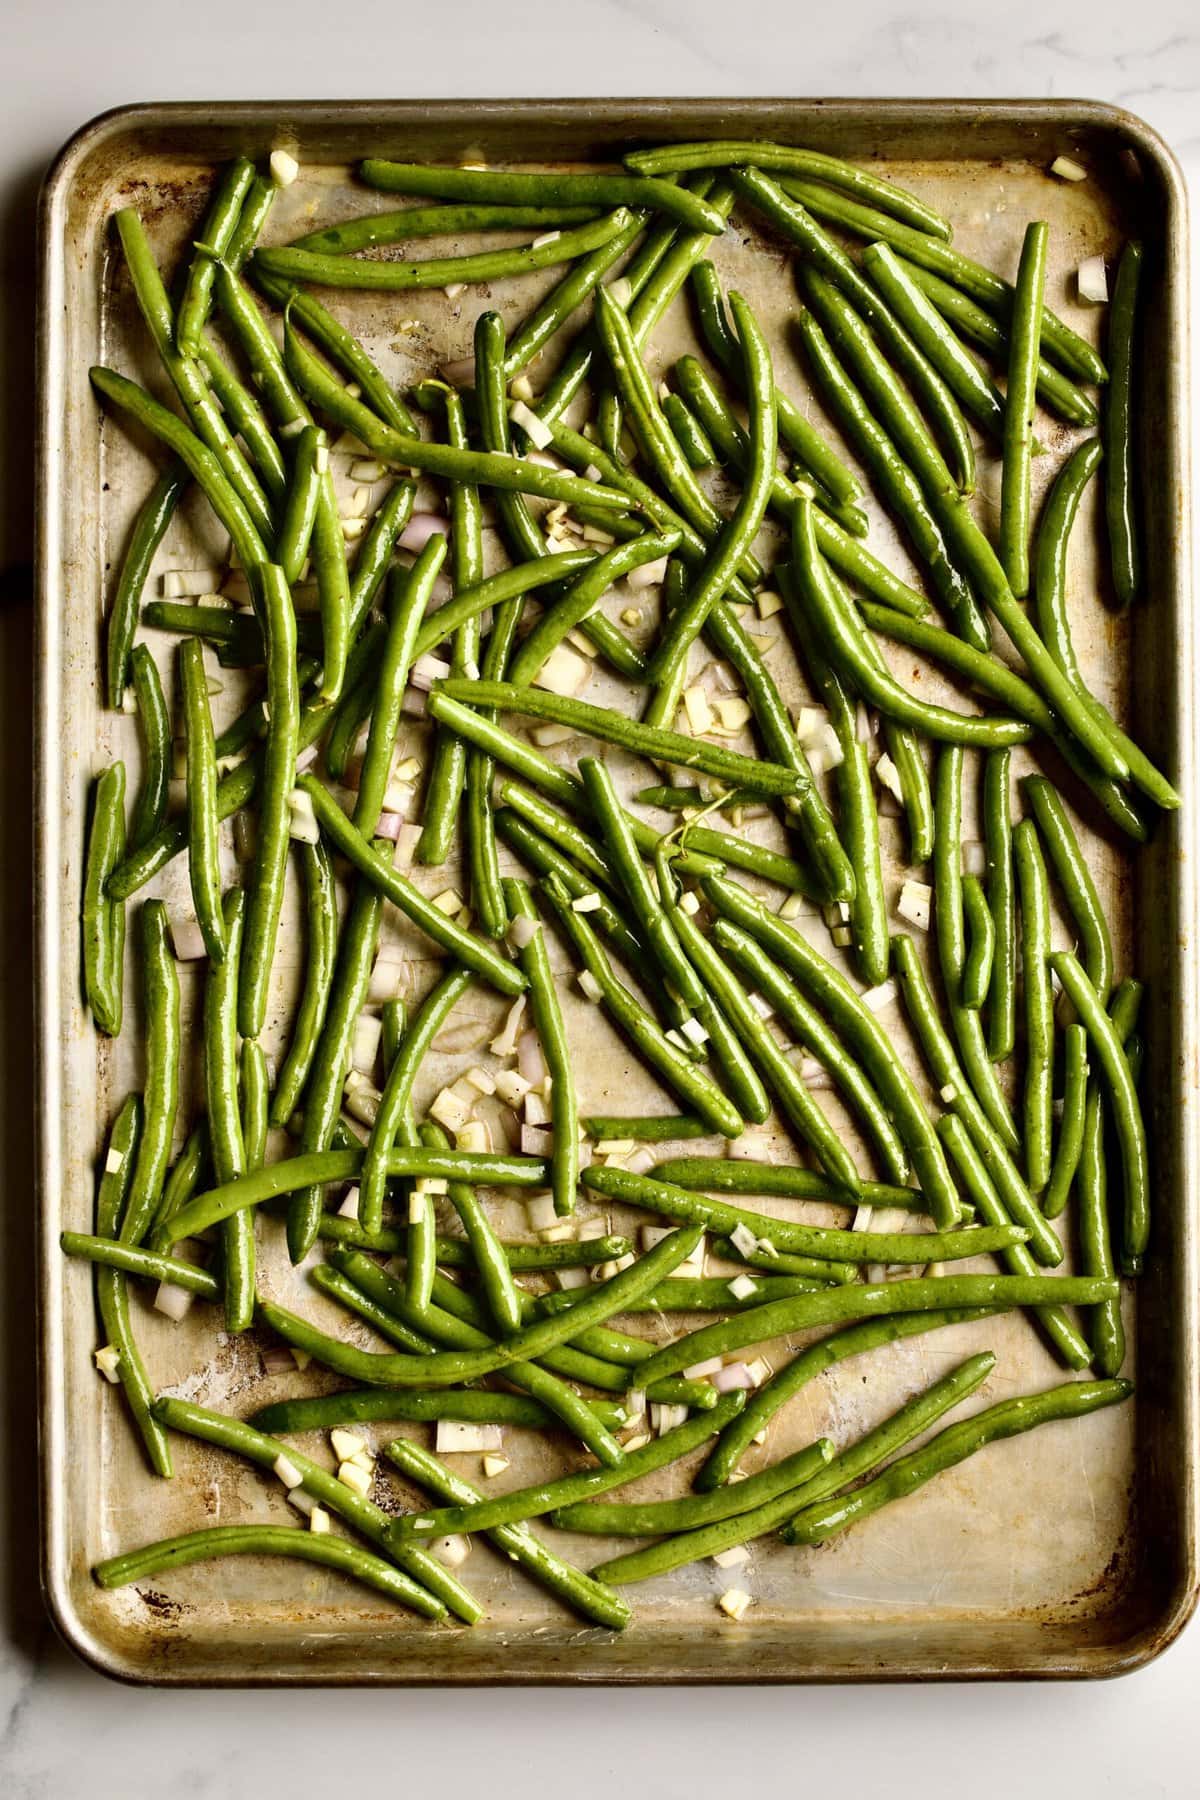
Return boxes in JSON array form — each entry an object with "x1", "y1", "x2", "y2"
[
  {"x1": 195, "y1": 335, "x2": 288, "y2": 500},
  {"x1": 960, "y1": 873, "x2": 995, "y2": 1012},
  {"x1": 204, "y1": 889, "x2": 251, "y2": 1328},
  {"x1": 275, "y1": 424, "x2": 324, "y2": 584},
  {"x1": 179, "y1": 638, "x2": 227, "y2": 963},
  {"x1": 680, "y1": 822, "x2": 819, "y2": 896},
  {"x1": 240, "y1": 1037, "x2": 270, "y2": 1174},
  {"x1": 505, "y1": 880, "x2": 579, "y2": 1218},
  {"x1": 585, "y1": 1115, "x2": 707, "y2": 1143},
  {"x1": 880, "y1": 714, "x2": 934, "y2": 864},
  {"x1": 776, "y1": 178, "x2": 1108, "y2": 386},
  {"x1": 270, "y1": 838, "x2": 337, "y2": 1126},
  {"x1": 150, "y1": 1397, "x2": 472, "y2": 1622},
  {"x1": 356, "y1": 544, "x2": 444, "y2": 833},
  {"x1": 61, "y1": 1231, "x2": 220, "y2": 1298},
  {"x1": 1014, "y1": 819, "x2": 1054, "y2": 1195},
  {"x1": 599, "y1": 1354, "x2": 997, "y2": 1581},
  {"x1": 424, "y1": 1120, "x2": 523, "y2": 1336},
  {"x1": 106, "y1": 465, "x2": 187, "y2": 708},
  {"x1": 82, "y1": 763, "x2": 127, "y2": 1036},
  {"x1": 176, "y1": 156, "x2": 255, "y2": 352},
  {"x1": 252, "y1": 265, "x2": 418, "y2": 434},
  {"x1": 91, "y1": 1096, "x2": 172, "y2": 1475},
  {"x1": 654, "y1": 893, "x2": 770, "y2": 1124},
  {"x1": 1050, "y1": 953, "x2": 1149, "y2": 1268},
  {"x1": 538, "y1": 874, "x2": 743, "y2": 1137},
  {"x1": 702, "y1": 874, "x2": 963, "y2": 1227},
  {"x1": 1105, "y1": 241, "x2": 1143, "y2": 607},
  {"x1": 708, "y1": 1239, "x2": 850, "y2": 1283},
  {"x1": 292, "y1": 202, "x2": 602, "y2": 255},
  {"x1": 494, "y1": 811, "x2": 659, "y2": 991},
  {"x1": 1032, "y1": 438, "x2": 1103, "y2": 699},
  {"x1": 786, "y1": 1377, "x2": 1133, "y2": 1545},
  {"x1": 1079, "y1": 984, "x2": 1139, "y2": 1370},
  {"x1": 553, "y1": 1437, "x2": 836, "y2": 1538},
  {"x1": 412, "y1": 549, "x2": 592, "y2": 660},
  {"x1": 862, "y1": 241, "x2": 1007, "y2": 442},
  {"x1": 1000, "y1": 222, "x2": 1048, "y2": 597},
  {"x1": 508, "y1": 534, "x2": 676, "y2": 688},
  {"x1": 496, "y1": 782, "x2": 617, "y2": 892},
  {"x1": 348, "y1": 480, "x2": 416, "y2": 637},
  {"x1": 126, "y1": 647, "x2": 170, "y2": 853},
  {"x1": 386, "y1": 1439, "x2": 631, "y2": 1630},
  {"x1": 310, "y1": 1262, "x2": 440, "y2": 1352},
  {"x1": 310, "y1": 458, "x2": 352, "y2": 705},
  {"x1": 359, "y1": 160, "x2": 727, "y2": 235},
  {"x1": 120, "y1": 901, "x2": 180, "y2": 1247},
  {"x1": 983, "y1": 750, "x2": 1016, "y2": 1061},
  {"x1": 153, "y1": 1121, "x2": 209, "y2": 1235},
  {"x1": 652, "y1": 1157, "x2": 927, "y2": 1211},
  {"x1": 1022, "y1": 777, "x2": 1113, "y2": 1000},
  {"x1": 661, "y1": 391, "x2": 717, "y2": 468},
  {"x1": 389, "y1": 1391, "x2": 747, "y2": 1542},
  {"x1": 252, "y1": 1388, "x2": 629, "y2": 1435},
  {"x1": 1044, "y1": 1022, "x2": 1089, "y2": 1221},
  {"x1": 503, "y1": 207, "x2": 647, "y2": 376},
  {"x1": 711, "y1": 919, "x2": 908, "y2": 1182},
  {"x1": 238, "y1": 566, "x2": 299, "y2": 1039}
]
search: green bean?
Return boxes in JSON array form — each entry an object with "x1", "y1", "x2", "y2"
[
  {"x1": 310, "y1": 459, "x2": 352, "y2": 705},
  {"x1": 591, "y1": 1273, "x2": 831, "y2": 1310},
  {"x1": 777, "y1": 177, "x2": 1108, "y2": 386},
  {"x1": 334, "y1": 1253, "x2": 623, "y2": 1464},
  {"x1": 111, "y1": 211, "x2": 273, "y2": 540},
  {"x1": 141, "y1": 599, "x2": 263, "y2": 654},
  {"x1": 739, "y1": 173, "x2": 977, "y2": 500},
  {"x1": 796, "y1": 286, "x2": 985, "y2": 647},
  {"x1": 1013, "y1": 819, "x2": 1054, "y2": 1194},
  {"x1": 178, "y1": 638, "x2": 226, "y2": 962},
  {"x1": 359, "y1": 160, "x2": 727, "y2": 234},
  {"x1": 881, "y1": 715, "x2": 934, "y2": 864},
  {"x1": 434, "y1": 681, "x2": 805, "y2": 798},
  {"x1": 496, "y1": 783, "x2": 616, "y2": 893},
  {"x1": 195, "y1": 335, "x2": 288, "y2": 501},
  {"x1": 1033, "y1": 438, "x2": 1103, "y2": 698},
  {"x1": 176, "y1": 156, "x2": 255, "y2": 351},
  {"x1": 703, "y1": 874, "x2": 963, "y2": 1227},
  {"x1": 61, "y1": 1231, "x2": 220, "y2": 1299},
  {"x1": 423, "y1": 1120, "x2": 523, "y2": 1336},
  {"x1": 411, "y1": 551, "x2": 592, "y2": 662},
  {"x1": 934, "y1": 747, "x2": 1019, "y2": 1151},
  {"x1": 688, "y1": 260, "x2": 863, "y2": 508},
  {"x1": 584, "y1": 1165, "x2": 1019, "y2": 1268},
  {"x1": 628, "y1": 140, "x2": 951, "y2": 236},
  {"x1": 494, "y1": 811, "x2": 658, "y2": 990},
  {"x1": 270, "y1": 838, "x2": 337, "y2": 1127},
  {"x1": 265, "y1": 1220, "x2": 705, "y2": 1393},
  {"x1": 356, "y1": 545, "x2": 444, "y2": 833},
  {"x1": 679, "y1": 823, "x2": 819, "y2": 896},
  {"x1": 1044, "y1": 1023, "x2": 1089, "y2": 1222},
  {"x1": 297, "y1": 775, "x2": 525, "y2": 994},
  {"x1": 203, "y1": 889, "x2": 251, "y2": 1328},
  {"x1": 585, "y1": 1115, "x2": 707, "y2": 1143},
  {"x1": 120, "y1": 901, "x2": 180, "y2": 1247},
  {"x1": 651, "y1": 893, "x2": 768, "y2": 1123},
  {"x1": 82, "y1": 763, "x2": 127, "y2": 1037},
  {"x1": 1050, "y1": 953, "x2": 1149, "y2": 1269},
  {"x1": 648, "y1": 292, "x2": 778, "y2": 681},
  {"x1": 960, "y1": 873, "x2": 995, "y2": 1012},
  {"x1": 275, "y1": 424, "x2": 324, "y2": 584},
  {"x1": 224, "y1": 170, "x2": 275, "y2": 270},
  {"x1": 95, "y1": 1521, "x2": 454, "y2": 1612},
  {"x1": 252, "y1": 1389, "x2": 629, "y2": 1435},
  {"x1": 698, "y1": 1306, "x2": 998, "y2": 1491},
  {"x1": 1000, "y1": 222, "x2": 1048, "y2": 596},
  {"x1": 152, "y1": 1121, "x2": 209, "y2": 1235},
  {"x1": 503, "y1": 206, "x2": 647, "y2": 376},
  {"x1": 240, "y1": 1037, "x2": 270, "y2": 1174},
  {"x1": 323, "y1": 620, "x2": 386, "y2": 779},
  {"x1": 310, "y1": 1263, "x2": 440, "y2": 1353},
  {"x1": 348, "y1": 480, "x2": 416, "y2": 637},
  {"x1": 417, "y1": 390, "x2": 481, "y2": 866},
  {"x1": 554, "y1": 1437, "x2": 836, "y2": 1538},
  {"x1": 709, "y1": 1238, "x2": 852, "y2": 1282},
  {"x1": 711, "y1": 919, "x2": 908, "y2": 1183},
  {"x1": 288, "y1": 865, "x2": 384, "y2": 1263},
  {"x1": 789, "y1": 502, "x2": 1028, "y2": 747},
  {"x1": 150, "y1": 1397, "x2": 471, "y2": 1622},
  {"x1": 386, "y1": 1440, "x2": 631, "y2": 1631},
  {"x1": 280, "y1": 316, "x2": 629, "y2": 509},
  {"x1": 294, "y1": 201, "x2": 602, "y2": 254},
  {"x1": 389, "y1": 1391, "x2": 747, "y2": 1542},
  {"x1": 982, "y1": 750, "x2": 1016, "y2": 1061},
  {"x1": 238, "y1": 566, "x2": 299, "y2": 1039},
  {"x1": 936, "y1": 1114, "x2": 1089, "y2": 1369},
  {"x1": 508, "y1": 533, "x2": 679, "y2": 688},
  {"x1": 538, "y1": 874, "x2": 743, "y2": 1138},
  {"x1": 600, "y1": 1353, "x2": 997, "y2": 1581},
  {"x1": 635, "y1": 1268, "x2": 1114, "y2": 1387},
  {"x1": 661, "y1": 391, "x2": 717, "y2": 468},
  {"x1": 784, "y1": 593, "x2": 887, "y2": 985},
  {"x1": 1105, "y1": 241, "x2": 1143, "y2": 606},
  {"x1": 505, "y1": 879, "x2": 579, "y2": 1219},
  {"x1": 106, "y1": 464, "x2": 187, "y2": 707},
  {"x1": 252, "y1": 267, "x2": 418, "y2": 434},
  {"x1": 890, "y1": 932, "x2": 1066, "y2": 1270},
  {"x1": 202, "y1": 256, "x2": 310, "y2": 435},
  {"x1": 126, "y1": 647, "x2": 170, "y2": 852},
  {"x1": 1021, "y1": 777, "x2": 1113, "y2": 1000},
  {"x1": 787, "y1": 1377, "x2": 1133, "y2": 1546},
  {"x1": 862, "y1": 242, "x2": 1007, "y2": 442},
  {"x1": 653, "y1": 1157, "x2": 927, "y2": 1211},
  {"x1": 1079, "y1": 985, "x2": 1139, "y2": 1370}
]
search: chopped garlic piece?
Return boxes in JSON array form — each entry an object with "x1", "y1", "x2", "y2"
[
  {"x1": 578, "y1": 970, "x2": 603, "y2": 1003},
  {"x1": 755, "y1": 588, "x2": 783, "y2": 620},
  {"x1": 309, "y1": 1506, "x2": 332, "y2": 1535},
  {"x1": 270, "y1": 149, "x2": 299, "y2": 187},
  {"x1": 728, "y1": 1273, "x2": 759, "y2": 1301},
  {"x1": 712, "y1": 1545, "x2": 750, "y2": 1569},
  {"x1": 482, "y1": 1454, "x2": 510, "y2": 1478},
  {"x1": 337, "y1": 1460, "x2": 372, "y2": 1497},
  {"x1": 1050, "y1": 154, "x2": 1087, "y2": 182},
  {"x1": 94, "y1": 1344, "x2": 122, "y2": 1383},
  {"x1": 718, "y1": 1587, "x2": 753, "y2": 1621},
  {"x1": 682, "y1": 685, "x2": 714, "y2": 735},
  {"x1": 273, "y1": 1454, "x2": 304, "y2": 1490},
  {"x1": 331, "y1": 1429, "x2": 367, "y2": 1463},
  {"x1": 431, "y1": 1533, "x2": 472, "y2": 1567}
]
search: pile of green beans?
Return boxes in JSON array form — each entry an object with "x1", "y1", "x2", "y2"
[{"x1": 76, "y1": 139, "x2": 1154, "y2": 1639}]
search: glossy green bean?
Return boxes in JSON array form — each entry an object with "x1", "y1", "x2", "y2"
[
  {"x1": 1032, "y1": 438, "x2": 1103, "y2": 699},
  {"x1": 252, "y1": 267, "x2": 418, "y2": 434},
  {"x1": 1014, "y1": 819, "x2": 1054, "y2": 1195},
  {"x1": 1000, "y1": 222, "x2": 1048, "y2": 596},
  {"x1": 238, "y1": 566, "x2": 299, "y2": 1039},
  {"x1": 119, "y1": 901, "x2": 180, "y2": 1248},
  {"x1": 270, "y1": 838, "x2": 337, "y2": 1127},
  {"x1": 82, "y1": 763, "x2": 127, "y2": 1037},
  {"x1": 251, "y1": 1388, "x2": 629, "y2": 1435},
  {"x1": 1021, "y1": 776, "x2": 1113, "y2": 1000},
  {"x1": 106, "y1": 465, "x2": 187, "y2": 708},
  {"x1": 412, "y1": 550, "x2": 592, "y2": 662},
  {"x1": 61, "y1": 1230, "x2": 219, "y2": 1298},
  {"x1": 153, "y1": 1121, "x2": 209, "y2": 1235},
  {"x1": 507, "y1": 533, "x2": 675, "y2": 686},
  {"x1": 503, "y1": 207, "x2": 647, "y2": 376},
  {"x1": 195, "y1": 335, "x2": 288, "y2": 500},
  {"x1": 356, "y1": 544, "x2": 444, "y2": 833},
  {"x1": 240, "y1": 1038, "x2": 270, "y2": 1174},
  {"x1": 505, "y1": 880, "x2": 579, "y2": 1218},
  {"x1": 661, "y1": 391, "x2": 717, "y2": 467},
  {"x1": 708, "y1": 1239, "x2": 852, "y2": 1283},
  {"x1": 293, "y1": 202, "x2": 601, "y2": 254},
  {"x1": 348, "y1": 480, "x2": 416, "y2": 637},
  {"x1": 359, "y1": 160, "x2": 727, "y2": 234},
  {"x1": 204, "y1": 889, "x2": 252, "y2": 1329},
  {"x1": 960, "y1": 873, "x2": 995, "y2": 1012},
  {"x1": 127, "y1": 647, "x2": 170, "y2": 853},
  {"x1": 426, "y1": 1121, "x2": 523, "y2": 1336},
  {"x1": 656, "y1": 896, "x2": 771, "y2": 1125},
  {"x1": 310, "y1": 459, "x2": 352, "y2": 705},
  {"x1": 176, "y1": 156, "x2": 255, "y2": 351},
  {"x1": 585, "y1": 1115, "x2": 707, "y2": 1143},
  {"x1": 275, "y1": 424, "x2": 324, "y2": 584},
  {"x1": 1079, "y1": 984, "x2": 1139, "y2": 1370},
  {"x1": 553, "y1": 1437, "x2": 836, "y2": 1537},
  {"x1": 179, "y1": 638, "x2": 227, "y2": 963},
  {"x1": 1105, "y1": 241, "x2": 1143, "y2": 607},
  {"x1": 1044, "y1": 1022, "x2": 1089, "y2": 1221},
  {"x1": 310, "y1": 1263, "x2": 440, "y2": 1353},
  {"x1": 652, "y1": 1157, "x2": 926, "y2": 1211},
  {"x1": 862, "y1": 241, "x2": 1007, "y2": 441},
  {"x1": 982, "y1": 750, "x2": 1016, "y2": 1061}
]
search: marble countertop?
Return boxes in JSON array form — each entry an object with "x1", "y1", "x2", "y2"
[{"x1": 2, "y1": 4, "x2": 1197, "y2": 1794}]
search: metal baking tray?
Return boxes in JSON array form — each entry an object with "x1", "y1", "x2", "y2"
[{"x1": 36, "y1": 98, "x2": 1198, "y2": 1684}]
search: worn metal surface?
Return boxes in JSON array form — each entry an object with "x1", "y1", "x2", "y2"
[{"x1": 36, "y1": 98, "x2": 1197, "y2": 1684}]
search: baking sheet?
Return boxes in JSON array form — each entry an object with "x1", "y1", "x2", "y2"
[{"x1": 36, "y1": 98, "x2": 1198, "y2": 1683}]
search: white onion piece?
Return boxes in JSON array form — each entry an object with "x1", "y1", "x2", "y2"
[
  {"x1": 1077, "y1": 255, "x2": 1108, "y2": 303},
  {"x1": 1050, "y1": 154, "x2": 1088, "y2": 182},
  {"x1": 490, "y1": 993, "x2": 527, "y2": 1058},
  {"x1": 270, "y1": 149, "x2": 299, "y2": 187},
  {"x1": 401, "y1": 685, "x2": 428, "y2": 718},
  {"x1": 683, "y1": 1356, "x2": 724, "y2": 1380},
  {"x1": 168, "y1": 912, "x2": 208, "y2": 961},
  {"x1": 393, "y1": 822, "x2": 422, "y2": 869},
  {"x1": 295, "y1": 742, "x2": 319, "y2": 775},
  {"x1": 375, "y1": 810, "x2": 406, "y2": 842},
  {"x1": 368, "y1": 948, "x2": 409, "y2": 1004},
  {"x1": 517, "y1": 1030, "x2": 548, "y2": 1086},
  {"x1": 410, "y1": 652, "x2": 452, "y2": 692},
  {"x1": 337, "y1": 1186, "x2": 361, "y2": 1221},
  {"x1": 435, "y1": 1421, "x2": 503, "y2": 1454},
  {"x1": 261, "y1": 1345, "x2": 299, "y2": 1375},
  {"x1": 711, "y1": 1362, "x2": 755, "y2": 1392},
  {"x1": 521, "y1": 1124, "x2": 553, "y2": 1156},
  {"x1": 508, "y1": 915, "x2": 540, "y2": 950},
  {"x1": 962, "y1": 840, "x2": 987, "y2": 877},
  {"x1": 351, "y1": 1012, "x2": 381, "y2": 1073},
  {"x1": 439, "y1": 354, "x2": 476, "y2": 386},
  {"x1": 626, "y1": 554, "x2": 669, "y2": 591},
  {"x1": 533, "y1": 642, "x2": 590, "y2": 697},
  {"x1": 860, "y1": 979, "x2": 898, "y2": 1014},
  {"x1": 151, "y1": 1281, "x2": 193, "y2": 1321}
]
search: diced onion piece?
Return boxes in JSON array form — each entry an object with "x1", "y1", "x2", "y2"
[
  {"x1": 337, "y1": 1461, "x2": 372, "y2": 1496},
  {"x1": 1077, "y1": 255, "x2": 1108, "y2": 303},
  {"x1": 682, "y1": 685, "x2": 714, "y2": 734},
  {"x1": 430, "y1": 1086, "x2": 472, "y2": 1133},
  {"x1": 521, "y1": 1124, "x2": 553, "y2": 1156},
  {"x1": 897, "y1": 879, "x2": 933, "y2": 931},
  {"x1": 482, "y1": 1453, "x2": 510, "y2": 1478},
  {"x1": 410, "y1": 651, "x2": 452, "y2": 692},
  {"x1": 162, "y1": 567, "x2": 220, "y2": 598},
  {"x1": 565, "y1": 628, "x2": 599, "y2": 658},
  {"x1": 852, "y1": 1205, "x2": 875, "y2": 1233},
  {"x1": 711, "y1": 1362, "x2": 755, "y2": 1392},
  {"x1": 651, "y1": 1403, "x2": 689, "y2": 1435},
  {"x1": 523, "y1": 1090, "x2": 550, "y2": 1128},
  {"x1": 435, "y1": 1421, "x2": 503, "y2": 1454},
  {"x1": 440, "y1": 354, "x2": 475, "y2": 386},
  {"x1": 533, "y1": 642, "x2": 590, "y2": 696},
  {"x1": 540, "y1": 1220, "x2": 574, "y2": 1243},
  {"x1": 517, "y1": 1029, "x2": 548, "y2": 1087},
  {"x1": 495, "y1": 1069, "x2": 532, "y2": 1108},
  {"x1": 331, "y1": 1429, "x2": 367, "y2": 1462},
  {"x1": 343, "y1": 1079, "x2": 381, "y2": 1126},
  {"x1": 939, "y1": 1083, "x2": 959, "y2": 1105},
  {"x1": 337, "y1": 1186, "x2": 361, "y2": 1220},
  {"x1": 287, "y1": 787, "x2": 320, "y2": 844},
  {"x1": 715, "y1": 697, "x2": 751, "y2": 734},
  {"x1": 287, "y1": 1487, "x2": 317, "y2": 1518},
  {"x1": 779, "y1": 893, "x2": 812, "y2": 921},
  {"x1": 679, "y1": 890, "x2": 702, "y2": 918},
  {"x1": 444, "y1": 283, "x2": 467, "y2": 300},
  {"x1": 154, "y1": 1281, "x2": 195, "y2": 1321},
  {"x1": 393, "y1": 822, "x2": 422, "y2": 868},
  {"x1": 509, "y1": 400, "x2": 554, "y2": 450},
  {"x1": 351, "y1": 1011, "x2": 381, "y2": 1073},
  {"x1": 274, "y1": 1453, "x2": 304, "y2": 1489},
  {"x1": 456, "y1": 1118, "x2": 492, "y2": 1154},
  {"x1": 1050, "y1": 154, "x2": 1088, "y2": 182},
  {"x1": 755, "y1": 588, "x2": 783, "y2": 619},
  {"x1": 622, "y1": 1431, "x2": 652, "y2": 1453},
  {"x1": 625, "y1": 1147, "x2": 655, "y2": 1175},
  {"x1": 578, "y1": 970, "x2": 603, "y2": 1003},
  {"x1": 729, "y1": 1221, "x2": 759, "y2": 1260},
  {"x1": 104, "y1": 1145, "x2": 126, "y2": 1176},
  {"x1": 683, "y1": 1356, "x2": 724, "y2": 1380},
  {"x1": 874, "y1": 751, "x2": 904, "y2": 804},
  {"x1": 341, "y1": 517, "x2": 366, "y2": 541},
  {"x1": 620, "y1": 607, "x2": 642, "y2": 627},
  {"x1": 729, "y1": 1130, "x2": 773, "y2": 1162},
  {"x1": 490, "y1": 994, "x2": 527, "y2": 1058},
  {"x1": 402, "y1": 686, "x2": 428, "y2": 718},
  {"x1": 571, "y1": 891, "x2": 602, "y2": 914},
  {"x1": 431, "y1": 1533, "x2": 471, "y2": 1567},
  {"x1": 962, "y1": 840, "x2": 987, "y2": 877},
  {"x1": 367, "y1": 947, "x2": 408, "y2": 1004},
  {"x1": 374, "y1": 811, "x2": 405, "y2": 843},
  {"x1": 508, "y1": 913, "x2": 541, "y2": 949},
  {"x1": 747, "y1": 991, "x2": 774, "y2": 1021},
  {"x1": 711, "y1": 1546, "x2": 751, "y2": 1571},
  {"x1": 309, "y1": 1506, "x2": 332, "y2": 1535},
  {"x1": 679, "y1": 1015, "x2": 709, "y2": 1048},
  {"x1": 745, "y1": 1357, "x2": 773, "y2": 1386},
  {"x1": 350, "y1": 459, "x2": 385, "y2": 482},
  {"x1": 556, "y1": 1265, "x2": 590, "y2": 1289},
  {"x1": 465, "y1": 1065, "x2": 496, "y2": 1096},
  {"x1": 626, "y1": 554, "x2": 669, "y2": 591},
  {"x1": 832, "y1": 925, "x2": 852, "y2": 948},
  {"x1": 431, "y1": 887, "x2": 465, "y2": 918},
  {"x1": 167, "y1": 911, "x2": 208, "y2": 961},
  {"x1": 728, "y1": 1273, "x2": 759, "y2": 1301},
  {"x1": 530, "y1": 722, "x2": 578, "y2": 747},
  {"x1": 270, "y1": 149, "x2": 300, "y2": 187},
  {"x1": 510, "y1": 374, "x2": 535, "y2": 405},
  {"x1": 855, "y1": 702, "x2": 876, "y2": 744},
  {"x1": 860, "y1": 979, "x2": 898, "y2": 1014},
  {"x1": 94, "y1": 1344, "x2": 122, "y2": 1383},
  {"x1": 594, "y1": 1138, "x2": 635, "y2": 1157}
]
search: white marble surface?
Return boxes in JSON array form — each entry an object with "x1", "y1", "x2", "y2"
[{"x1": 2, "y1": 4, "x2": 1198, "y2": 1794}]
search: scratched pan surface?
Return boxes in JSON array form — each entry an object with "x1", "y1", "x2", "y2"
[{"x1": 36, "y1": 99, "x2": 1197, "y2": 1684}]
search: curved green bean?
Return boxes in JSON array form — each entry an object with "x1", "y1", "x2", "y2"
[
  {"x1": 251, "y1": 1388, "x2": 629, "y2": 1435},
  {"x1": 1044, "y1": 1022, "x2": 1089, "y2": 1221},
  {"x1": 862, "y1": 241, "x2": 1007, "y2": 442},
  {"x1": 119, "y1": 901, "x2": 180, "y2": 1247},
  {"x1": 1105, "y1": 241, "x2": 1143, "y2": 607},
  {"x1": 106, "y1": 465, "x2": 187, "y2": 708},
  {"x1": 127, "y1": 647, "x2": 170, "y2": 853},
  {"x1": 205, "y1": 889, "x2": 252, "y2": 1328},
  {"x1": 960, "y1": 873, "x2": 995, "y2": 1012},
  {"x1": 238, "y1": 565, "x2": 299, "y2": 1039},
  {"x1": 358, "y1": 160, "x2": 727, "y2": 234},
  {"x1": 176, "y1": 156, "x2": 255, "y2": 352},
  {"x1": 1000, "y1": 221, "x2": 1048, "y2": 597},
  {"x1": 652, "y1": 1157, "x2": 926, "y2": 1211},
  {"x1": 553, "y1": 1438, "x2": 836, "y2": 1537},
  {"x1": 61, "y1": 1230, "x2": 220, "y2": 1298},
  {"x1": 983, "y1": 750, "x2": 1016, "y2": 1060},
  {"x1": 275, "y1": 424, "x2": 324, "y2": 584},
  {"x1": 1033, "y1": 437, "x2": 1103, "y2": 697},
  {"x1": 82, "y1": 762, "x2": 127, "y2": 1037},
  {"x1": 179, "y1": 638, "x2": 227, "y2": 963},
  {"x1": 1014, "y1": 818, "x2": 1054, "y2": 1194},
  {"x1": 270, "y1": 837, "x2": 337, "y2": 1126},
  {"x1": 504, "y1": 879, "x2": 578, "y2": 1218},
  {"x1": 356, "y1": 542, "x2": 445, "y2": 833}
]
